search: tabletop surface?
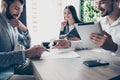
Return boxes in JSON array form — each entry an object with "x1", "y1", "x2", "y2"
[{"x1": 32, "y1": 49, "x2": 120, "y2": 80}]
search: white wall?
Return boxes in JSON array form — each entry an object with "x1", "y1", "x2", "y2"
[
  {"x1": 0, "y1": 0, "x2": 1, "y2": 12},
  {"x1": 26, "y1": 0, "x2": 80, "y2": 45}
]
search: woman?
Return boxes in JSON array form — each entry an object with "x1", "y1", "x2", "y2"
[{"x1": 59, "y1": 5, "x2": 82, "y2": 41}]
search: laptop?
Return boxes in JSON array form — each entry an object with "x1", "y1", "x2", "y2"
[{"x1": 75, "y1": 22, "x2": 102, "y2": 48}]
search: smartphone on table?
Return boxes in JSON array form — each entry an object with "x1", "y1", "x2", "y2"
[{"x1": 83, "y1": 59, "x2": 109, "y2": 67}]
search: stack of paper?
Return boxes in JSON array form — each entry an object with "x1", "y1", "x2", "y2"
[{"x1": 41, "y1": 48, "x2": 80, "y2": 59}]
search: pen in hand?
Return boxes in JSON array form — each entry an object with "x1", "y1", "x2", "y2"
[{"x1": 44, "y1": 48, "x2": 50, "y2": 52}]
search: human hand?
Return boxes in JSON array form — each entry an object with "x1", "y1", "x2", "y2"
[
  {"x1": 25, "y1": 45, "x2": 45, "y2": 59},
  {"x1": 10, "y1": 19, "x2": 28, "y2": 32},
  {"x1": 52, "y1": 39, "x2": 71, "y2": 49},
  {"x1": 61, "y1": 20, "x2": 67, "y2": 31},
  {"x1": 90, "y1": 32, "x2": 117, "y2": 52},
  {"x1": 90, "y1": 33, "x2": 106, "y2": 46},
  {"x1": 69, "y1": 37, "x2": 80, "y2": 41}
]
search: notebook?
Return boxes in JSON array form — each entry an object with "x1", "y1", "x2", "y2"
[{"x1": 75, "y1": 22, "x2": 102, "y2": 48}]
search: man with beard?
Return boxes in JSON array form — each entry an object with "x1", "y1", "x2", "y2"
[
  {"x1": 53, "y1": 0, "x2": 120, "y2": 55},
  {"x1": 0, "y1": 0, "x2": 45, "y2": 80},
  {"x1": 90, "y1": 0, "x2": 120, "y2": 53}
]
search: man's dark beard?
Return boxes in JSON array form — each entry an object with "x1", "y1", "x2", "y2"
[
  {"x1": 6, "y1": 7, "x2": 14, "y2": 20},
  {"x1": 101, "y1": 2, "x2": 114, "y2": 17}
]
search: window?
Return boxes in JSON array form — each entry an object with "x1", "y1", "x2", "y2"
[{"x1": 26, "y1": 0, "x2": 79, "y2": 45}]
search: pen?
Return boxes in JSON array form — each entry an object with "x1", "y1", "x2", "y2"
[{"x1": 44, "y1": 48, "x2": 50, "y2": 52}]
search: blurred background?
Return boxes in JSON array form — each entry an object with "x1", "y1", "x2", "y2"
[{"x1": 0, "y1": 0, "x2": 102, "y2": 45}]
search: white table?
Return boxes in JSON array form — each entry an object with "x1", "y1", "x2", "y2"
[{"x1": 32, "y1": 49, "x2": 120, "y2": 80}]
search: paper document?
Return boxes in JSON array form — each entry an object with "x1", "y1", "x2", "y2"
[{"x1": 41, "y1": 48, "x2": 80, "y2": 59}]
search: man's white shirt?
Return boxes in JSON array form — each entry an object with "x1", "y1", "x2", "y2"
[{"x1": 70, "y1": 16, "x2": 120, "y2": 55}]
